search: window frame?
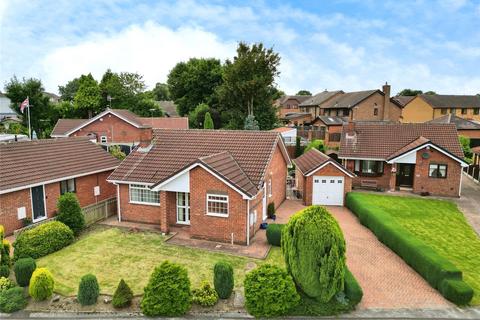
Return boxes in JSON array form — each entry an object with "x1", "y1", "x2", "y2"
[
  {"x1": 129, "y1": 184, "x2": 160, "y2": 206},
  {"x1": 428, "y1": 163, "x2": 448, "y2": 179},
  {"x1": 206, "y1": 193, "x2": 229, "y2": 217},
  {"x1": 354, "y1": 160, "x2": 384, "y2": 177},
  {"x1": 60, "y1": 178, "x2": 76, "y2": 195},
  {"x1": 100, "y1": 136, "x2": 108, "y2": 143}
]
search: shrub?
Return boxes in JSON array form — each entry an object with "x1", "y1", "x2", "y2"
[
  {"x1": 213, "y1": 261, "x2": 234, "y2": 299},
  {"x1": 267, "y1": 202, "x2": 275, "y2": 219},
  {"x1": 0, "y1": 265, "x2": 9, "y2": 278},
  {"x1": 29, "y1": 268, "x2": 54, "y2": 301},
  {"x1": 109, "y1": 145, "x2": 126, "y2": 160},
  {"x1": 266, "y1": 223, "x2": 284, "y2": 246},
  {"x1": 294, "y1": 136, "x2": 304, "y2": 158},
  {"x1": 282, "y1": 206, "x2": 346, "y2": 302},
  {"x1": 0, "y1": 287, "x2": 27, "y2": 313},
  {"x1": 0, "y1": 226, "x2": 10, "y2": 267},
  {"x1": 305, "y1": 139, "x2": 325, "y2": 153},
  {"x1": 141, "y1": 261, "x2": 191, "y2": 316},
  {"x1": 440, "y1": 279, "x2": 474, "y2": 305},
  {"x1": 344, "y1": 268, "x2": 363, "y2": 305},
  {"x1": 112, "y1": 279, "x2": 133, "y2": 308},
  {"x1": 77, "y1": 274, "x2": 100, "y2": 306},
  {"x1": 13, "y1": 221, "x2": 74, "y2": 259},
  {"x1": 244, "y1": 264, "x2": 300, "y2": 317},
  {"x1": 192, "y1": 281, "x2": 218, "y2": 306},
  {"x1": 14, "y1": 258, "x2": 37, "y2": 287},
  {"x1": 56, "y1": 192, "x2": 85, "y2": 235},
  {"x1": 0, "y1": 277, "x2": 15, "y2": 293}
]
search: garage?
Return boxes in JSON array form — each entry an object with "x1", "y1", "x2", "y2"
[{"x1": 312, "y1": 176, "x2": 345, "y2": 205}]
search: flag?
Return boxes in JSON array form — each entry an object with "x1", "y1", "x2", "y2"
[{"x1": 20, "y1": 97, "x2": 29, "y2": 113}]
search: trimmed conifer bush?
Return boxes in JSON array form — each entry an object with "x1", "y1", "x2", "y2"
[
  {"x1": 344, "y1": 268, "x2": 363, "y2": 305},
  {"x1": 112, "y1": 279, "x2": 133, "y2": 308},
  {"x1": 56, "y1": 192, "x2": 85, "y2": 235},
  {"x1": 29, "y1": 268, "x2": 54, "y2": 301},
  {"x1": 141, "y1": 261, "x2": 191, "y2": 316},
  {"x1": 266, "y1": 223, "x2": 284, "y2": 246},
  {"x1": 14, "y1": 257, "x2": 36, "y2": 287},
  {"x1": 282, "y1": 205, "x2": 346, "y2": 302},
  {"x1": 0, "y1": 287, "x2": 27, "y2": 313},
  {"x1": 267, "y1": 202, "x2": 275, "y2": 219},
  {"x1": 77, "y1": 274, "x2": 100, "y2": 306},
  {"x1": 0, "y1": 265, "x2": 9, "y2": 278},
  {"x1": 192, "y1": 281, "x2": 218, "y2": 306},
  {"x1": 244, "y1": 264, "x2": 300, "y2": 317},
  {"x1": 213, "y1": 261, "x2": 234, "y2": 299}
]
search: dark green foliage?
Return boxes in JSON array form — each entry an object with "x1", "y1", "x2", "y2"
[
  {"x1": 296, "y1": 90, "x2": 312, "y2": 96},
  {"x1": 13, "y1": 221, "x2": 74, "y2": 259},
  {"x1": 29, "y1": 268, "x2": 54, "y2": 301},
  {"x1": 305, "y1": 139, "x2": 325, "y2": 153},
  {"x1": 112, "y1": 279, "x2": 133, "y2": 308},
  {"x1": 294, "y1": 136, "x2": 304, "y2": 158},
  {"x1": 344, "y1": 268, "x2": 363, "y2": 305},
  {"x1": 346, "y1": 193, "x2": 473, "y2": 305},
  {"x1": 290, "y1": 291, "x2": 353, "y2": 316},
  {"x1": 0, "y1": 265, "x2": 9, "y2": 278},
  {"x1": 141, "y1": 261, "x2": 191, "y2": 316},
  {"x1": 440, "y1": 279, "x2": 474, "y2": 305},
  {"x1": 0, "y1": 287, "x2": 27, "y2": 313},
  {"x1": 192, "y1": 281, "x2": 218, "y2": 306},
  {"x1": 56, "y1": 192, "x2": 85, "y2": 235},
  {"x1": 77, "y1": 274, "x2": 100, "y2": 306},
  {"x1": 282, "y1": 206, "x2": 346, "y2": 302},
  {"x1": 267, "y1": 202, "x2": 275, "y2": 219},
  {"x1": 213, "y1": 261, "x2": 234, "y2": 299},
  {"x1": 14, "y1": 258, "x2": 37, "y2": 287},
  {"x1": 244, "y1": 264, "x2": 300, "y2": 317},
  {"x1": 266, "y1": 224, "x2": 284, "y2": 246}
]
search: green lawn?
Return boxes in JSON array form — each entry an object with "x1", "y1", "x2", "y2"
[
  {"x1": 37, "y1": 226, "x2": 284, "y2": 296},
  {"x1": 352, "y1": 193, "x2": 480, "y2": 305}
]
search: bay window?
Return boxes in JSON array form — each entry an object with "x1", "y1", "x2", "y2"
[{"x1": 129, "y1": 184, "x2": 160, "y2": 205}]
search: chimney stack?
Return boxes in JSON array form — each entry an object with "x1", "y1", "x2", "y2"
[{"x1": 382, "y1": 82, "x2": 391, "y2": 120}]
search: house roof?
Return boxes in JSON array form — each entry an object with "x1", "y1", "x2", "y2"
[
  {"x1": 51, "y1": 119, "x2": 87, "y2": 136},
  {"x1": 294, "y1": 148, "x2": 355, "y2": 177},
  {"x1": 420, "y1": 94, "x2": 480, "y2": 109},
  {"x1": 339, "y1": 123, "x2": 464, "y2": 160},
  {"x1": 315, "y1": 115, "x2": 345, "y2": 126},
  {"x1": 392, "y1": 95, "x2": 415, "y2": 107},
  {"x1": 282, "y1": 112, "x2": 312, "y2": 120},
  {"x1": 138, "y1": 117, "x2": 189, "y2": 129},
  {"x1": 299, "y1": 90, "x2": 343, "y2": 107},
  {"x1": 387, "y1": 136, "x2": 431, "y2": 160},
  {"x1": 426, "y1": 114, "x2": 480, "y2": 130},
  {"x1": 108, "y1": 129, "x2": 291, "y2": 197},
  {"x1": 157, "y1": 100, "x2": 178, "y2": 117},
  {"x1": 321, "y1": 90, "x2": 380, "y2": 109},
  {"x1": 0, "y1": 137, "x2": 120, "y2": 193},
  {"x1": 271, "y1": 127, "x2": 296, "y2": 133},
  {"x1": 276, "y1": 95, "x2": 311, "y2": 105}
]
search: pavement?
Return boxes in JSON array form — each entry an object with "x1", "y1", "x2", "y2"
[{"x1": 456, "y1": 174, "x2": 480, "y2": 235}]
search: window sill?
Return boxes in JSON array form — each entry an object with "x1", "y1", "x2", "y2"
[
  {"x1": 129, "y1": 201, "x2": 160, "y2": 207},
  {"x1": 32, "y1": 216, "x2": 48, "y2": 223},
  {"x1": 354, "y1": 172, "x2": 384, "y2": 177},
  {"x1": 206, "y1": 213, "x2": 229, "y2": 218}
]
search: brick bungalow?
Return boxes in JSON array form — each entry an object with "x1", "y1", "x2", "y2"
[
  {"x1": 51, "y1": 108, "x2": 189, "y2": 154},
  {"x1": 0, "y1": 137, "x2": 119, "y2": 235},
  {"x1": 338, "y1": 122, "x2": 468, "y2": 197},
  {"x1": 107, "y1": 129, "x2": 291, "y2": 245}
]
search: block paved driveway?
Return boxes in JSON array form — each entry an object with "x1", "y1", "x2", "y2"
[{"x1": 276, "y1": 201, "x2": 451, "y2": 309}]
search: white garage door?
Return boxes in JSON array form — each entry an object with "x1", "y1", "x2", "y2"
[{"x1": 312, "y1": 176, "x2": 344, "y2": 206}]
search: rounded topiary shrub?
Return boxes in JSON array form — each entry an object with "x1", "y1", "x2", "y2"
[
  {"x1": 56, "y1": 192, "x2": 85, "y2": 235},
  {"x1": 192, "y1": 280, "x2": 218, "y2": 306},
  {"x1": 141, "y1": 261, "x2": 191, "y2": 316},
  {"x1": 13, "y1": 221, "x2": 74, "y2": 259},
  {"x1": 14, "y1": 257, "x2": 36, "y2": 287},
  {"x1": 0, "y1": 287, "x2": 27, "y2": 313},
  {"x1": 29, "y1": 268, "x2": 54, "y2": 301},
  {"x1": 0, "y1": 265, "x2": 9, "y2": 278},
  {"x1": 282, "y1": 205, "x2": 346, "y2": 302},
  {"x1": 0, "y1": 277, "x2": 15, "y2": 293},
  {"x1": 266, "y1": 223, "x2": 284, "y2": 246},
  {"x1": 213, "y1": 261, "x2": 234, "y2": 299},
  {"x1": 77, "y1": 274, "x2": 100, "y2": 306},
  {"x1": 244, "y1": 264, "x2": 300, "y2": 317},
  {"x1": 112, "y1": 279, "x2": 133, "y2": 308}
]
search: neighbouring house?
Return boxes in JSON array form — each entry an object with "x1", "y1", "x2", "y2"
[
  {"x1": 311, "y1": 115, "x2": 345, "y2": 148},
  {"x1": 275, "y1": 95, "x2": 311, "y2": 118},
  {"x1": 44, "y1": 92, "x2": 60, "y2": 104},
  {"x1": 427, "y1": 114, "x2": 480, "y2": 147},
  {"x1": 51, "y1": 108, "x2": 189, "y2": 154},
  {"x1": 0, "y1": 92, "x2": 19, "y2": 123},
  {"x1": 294, "y1": 148, "x2": 355, "y2": 206},
  {"x1": 473, "y1": 147, "x2": 480, "y2": 166},
  {"x1": 400, "y1": 94, "x2": 480, "y2": 123},
  {"x1": 107, "y1": 129, "x2": 291, "y2": 245},
  {"x1": 299, "y1": 90, "x2": 344, "y2": 119},
  {"x1": 338, "y1": 122, "x2": 468, "y2": 197},
  {"x1": 0, "y1": 137, "x2": 120, "y2": 235},
  {"x1": 157, "y1": 100, "x2": 178, "y2": 117},
  {"x1": 271, "y1": 127, "x2": 297, "y2": 145},
  {"x1": 0, "y1": 134, "x2": 29, "y2": 143}
]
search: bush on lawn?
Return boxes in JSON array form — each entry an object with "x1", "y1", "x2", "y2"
[
  {"x1": 282, "y1": 206, "x2": 346, "y2": 302},
  {"x1": 192, "y1": 280, "x2": 218, "y2": 307},
  {"x1": 266, "y1": 223, "x2": 284, "y2": 246},
  {"x1": 13, "y1": 221, "x2": 74, "y2": 259},
  {"x1": 56, "y1": 192, "x2": 85, "y2": 235},
  {"x1": 344, "y1": 268, "x2": 363, "y2": 305},
  {"x1": 346, "y1": 193, "x2": 473, "y2": 305},
  {"x1": 0, "y1": 287, "x2": 27, "y2": 313},
  {"x1": 267, "y1": 202, "x2": 275, "y2": 219},
  {"x1": 29, "y1": 268, "x2": 54, "y2": 301},
  {"x1": 112, "y1": 279, "x2": 133, "y2": 308},
  {"x1": 77, "y1": 274, "x2": 100, "y2": 306},
  {"x1": 0, "y1": 277, "x2": 15, "y2": 293},
  {"x1": 244, "y1": 264, "x2": 300, "y2": 317},
  {"x1": 14, "y1": 257, "x2": 36, "y2": 287},
  {"x1": 440, "y1": 279, "x2": 474, "y2": 305},
  {"x1": 0, "y1": 265, "x2": 9, "y2": 278},
  {"x1": 213, "y1": 261, "x2": 234, "y2": 299},
  {"x1": 141, "y1": 261, "x2": 191, "y2": 316}
]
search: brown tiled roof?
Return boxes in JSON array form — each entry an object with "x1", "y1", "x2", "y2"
[
  {"x1": 339, "y1": 123, "x2": 464, "y2": 160},
  {"x1": 138, "y1": 117, "x2": 189, "y2": 129},
  {"x1": 321, "y1": 90, "x2": 379, "y2": 109},
  {"x1": 271, "y1": 127, "x2": 296, "y2": 133},
  {"x1": 420, "y1": 94, "x2": 480, "y2": 109},
  {"x1": 277, "y1": 95, "x2": 311, "y2": 105},
  {"x1": 427, "y1": 114, "x2": 480, "y2": 130},
  {"x1": 299, "y1": 91, "x2": 343, "y2": 107},
  {"x1": 109, "y1": 129, "x2": 290, "y2": 196},
  {"x1": 315, "y1": 115, "x2": 345, "y2": 126},
  {"x1": 294, "y1": 148, "x2": 354, "y2": 176},
  {"x1": 0, "y1": 137, "x2": 120, "y2": 193},
  {"x1": 392, "y1": 95, "x2": 415, "y2": 107},
  {"x1": 157, "y1": 100, "x2": 178, "y2": 117},
  {"x1": 387, "y1": 136, "x2": 430, "y2": 160},
  {"x1": 51, "y1": 119, "x2": 87, "y2": 136},
  {"x1": 109, "y1": 109, "x2": 147, "y2": 128}
]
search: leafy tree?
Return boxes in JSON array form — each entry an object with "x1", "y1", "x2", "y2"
[
  {"x1": 243, "y1": 114, "x2": 259, "y2": 130},
  {"x1": 167, "y1": 58, "x2": 223, "y2": 117},
  {"x1": 271, "y1": 87, "x2": 285, "y2": 101},
  {"x1": 150, "y1": 82, "x2": 171, "y2": 101},
  {"x1": 217, "y1": 42, "x2": 280, "y2": 130},
  {"x1": 397, "y1": 89, "x2": 423, "y2": 96},
  {"x1": 188, "y1": 103, "x2": 213, "y2": 128},
  {"x1": 99, "y1": 69, "x2": 146, "y2": 109},
  {"x1": 203, "y1": 112, "x2": 214, "y2": 129},
  {"x1": 73, "y1": 73, "x2": 102, "y2": 118},
  {"x1": 459, "y1": 135, "x2": 472, "y2": 160},
  {"x1": 58, "y1": 77, "x2": 80, "y2": 101},
  {"x1": 305, "y1": 139, "x2": 325, "y2": 153},
  {"x1": 294, "y1": 136, "x2": 304, "y2": 157},
  {"x1": 109, "y1": 145, "x2": 126, "y2": 160},
  {"x1": 424, "y1": 91, "x2": 437, "y2": 95},
  {"x1": 54, "y1": 100, "x2": 78, "y2": 119},
  {"x1": 56, "y1": 193, "x2": 85, "y2": 235},
  {"x1": 296, "y1": 90, "x2": 312, "y2": 96}
]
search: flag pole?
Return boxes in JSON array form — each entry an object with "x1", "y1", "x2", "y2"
[{"x1": 27, "y1": 96, "x2": 31, "y2": 139}]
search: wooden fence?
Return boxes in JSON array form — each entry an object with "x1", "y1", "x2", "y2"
[
  {"x1": 296, "y1": 127, "x2": 326, "y2": 141},
  {"x1": 82, "y1": 197, "x2": 117, "y2": 226}
]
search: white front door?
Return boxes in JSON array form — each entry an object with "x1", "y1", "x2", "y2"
[
  {"x1": 312, "y1": 176, "x2": 344, "y2": 206},
  {"x1": 176, "y1": 192, "x2": 190, "y2": 224}
]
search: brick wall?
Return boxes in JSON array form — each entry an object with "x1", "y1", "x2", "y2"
[
  {"x1": 265, "y1": 145, "x2": 288, "y2": 210},
  {"x1": 352, "y1": 93, "x2": 402, "y2": 122},
  {"x1": 118, "y1": 184, "x2": 161, "y2": 224},
  {"x1": 346, "y1": 160, "x2": 393, "y2": 190},
  {"x1": 0, "y1": 189, "x2": 32, "y2": 235}
]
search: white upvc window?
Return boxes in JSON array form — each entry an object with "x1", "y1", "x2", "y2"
[
  {"x1": 129, "y1": 184, "x2": 160, "y2": 206},
  {"x1": 100, "y1": 136, "x2": 108, "y2": 143},
  {"x1": 206, "y1": 194, "x2": 229, "y2": 217}
]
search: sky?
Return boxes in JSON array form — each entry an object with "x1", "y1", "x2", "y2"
[{"x1": 1, "y1": 0, "x2": 480, "y2": 96}]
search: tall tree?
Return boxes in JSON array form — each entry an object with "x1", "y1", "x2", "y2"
[
  {"x1": 296, "y1": 90, "x2": 312, "y2": 96},
  {"x1": 73, "y1": 73, "x2": 102, "y2": 118},
  {"x1": 203, "y1": 112, "x2": 214, "y2": 129},
  {"x1": 167, "y1": 58, "x2": 223, "y2": 117},
  {"x1": 58, "y1": 77, "x2": 80, "y2": 101},
  {"x1": 217, "y1": 42, "x2": 280, "y2": 130},
  {"x1": 99, "y1": 69, "x2": 145, "y2": 109},
  {"x1": 397, "y1": 89, "x2": 423, "y2": 96},
  {"x1": 150, "y1": 82, "x2": 170, "y2": 101}
]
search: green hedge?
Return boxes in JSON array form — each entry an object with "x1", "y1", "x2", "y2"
[
  {"x1": 440, "y1": 279, "x2": 474, "y2": 305},
  {"x1": 344, "y1": 268, "x2": 363, "y2": 305},
  {"x1": 346, "y1": 193, "x2": 473, "y2": 305},
  {"x1": 266, "y1": 224, "x2": 284, "y2": 246}
]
